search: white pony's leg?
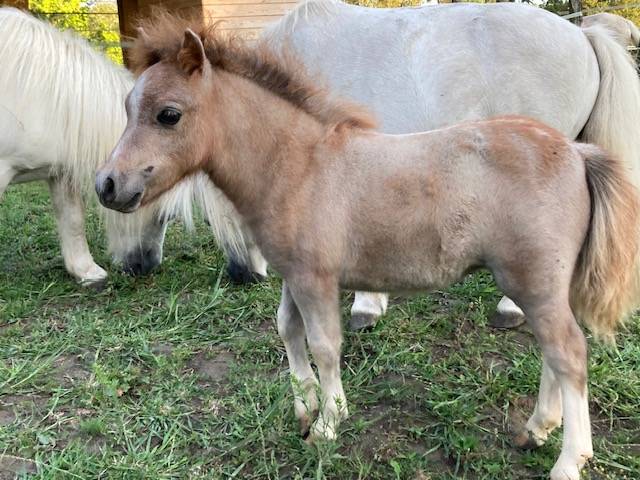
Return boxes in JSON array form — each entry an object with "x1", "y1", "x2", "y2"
[
  {"x1": 490, "y1": 296, "x2": 526, "y2": 328},
  {"x1": 515, "y1": 358, "x2": 563, "y2": 448},
  {"x1": 0, "y1": 163, "x2": 15, "y2": 198},
  {"x1": 288, "y1": 278, "x2": 347, "y2": 442},
  {"x1": 277, "y1": 282, "x2": 319, "y2": 435},
  {"x1": 48, "y1": 178, "x2": 107, "y2": 288},
  {"x1": 350, "y1": 291, "x2": 388, "y2": 330}
]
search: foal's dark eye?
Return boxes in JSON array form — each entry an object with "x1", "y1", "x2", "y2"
[{"x1": 157, "y1": 108, "x2": 182, "y2": 126}]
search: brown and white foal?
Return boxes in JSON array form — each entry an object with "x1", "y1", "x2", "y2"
[{"x1": 96, "y1": 17, "x2": 640, "y2": 480}]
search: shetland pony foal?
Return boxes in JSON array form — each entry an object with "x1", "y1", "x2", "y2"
[{"x1": 96, "y1": 23, "x2": 640, "y2": 480}]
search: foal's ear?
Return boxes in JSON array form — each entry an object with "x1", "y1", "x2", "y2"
[{"x1": 178, "y1": 29, "x2": 210, "y2": 77}]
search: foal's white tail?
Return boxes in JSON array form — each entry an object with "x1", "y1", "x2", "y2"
[
  {"x1": 581, "y1": 25, "x2": 640, "y2": 185},
  {"x1": 571, "y1": 144, "x2": 640, "y2": 341}
]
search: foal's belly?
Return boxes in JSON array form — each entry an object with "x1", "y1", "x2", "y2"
[{"x1": 340, "y1": 243, "x2": 475, "y2": 294}]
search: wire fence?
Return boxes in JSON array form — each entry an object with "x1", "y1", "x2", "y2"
[{"x1": 30, "y1": 0, "x2": 123, "y2": 63}]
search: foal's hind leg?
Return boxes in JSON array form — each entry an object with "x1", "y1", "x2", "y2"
[
  {"x1": 514, "y1": 358, "x2": 562, "y2": 448},
  {"x1": 521, "y1": 300, "x2": 593, "y2": 480},
  {"x1": 277, "y1": 282, "x2": 319, "y2": 435},
  {"x1": 48, "y1": 178, "x2": 108, "y2": 288}
]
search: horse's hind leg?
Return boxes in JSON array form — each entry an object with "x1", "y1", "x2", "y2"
[
  {"x1": 520, "y1": 300, "x2": 593, "y2": 480},
  {"x1": 48, "y1": 177, "x2": 108, "y2": 288},
  {"x1": 350, "y1": 291, "x2": 388, "y2": 330},
  {"x1": 277, "y1": 282, "x2": 319, "y2": 436}
]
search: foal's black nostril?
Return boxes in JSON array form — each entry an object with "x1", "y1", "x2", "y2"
[{"x1": 102, "y1": 176, "x2": 116, "y2": 204}]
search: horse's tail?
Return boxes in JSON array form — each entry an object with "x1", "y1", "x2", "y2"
[
  {"x1": 570, "y1": 143, "x2": 640, "y2": 342},
  {"x1": 580, "y1": 25, "x2": 640, "y2": 186}
]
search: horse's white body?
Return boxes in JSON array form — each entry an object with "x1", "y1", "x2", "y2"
[
  {"x1": 238, "y1": 0, "x2": 640, "y2": 325},
  {"x1": 0, "y1": 7, "x2": 134, "y2": 285},
  {"x1": 0, "y1": 8, "x2": 240, "y2": 283}
]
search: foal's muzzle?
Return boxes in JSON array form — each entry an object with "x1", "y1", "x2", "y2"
[{"x1": 95, "y1": 171, "x2": 144, "y2": 213}]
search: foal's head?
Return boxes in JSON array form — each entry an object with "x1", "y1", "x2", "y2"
[
  {"x1": 96, "y1": 13, "x2": 375, "y2": 213},
  {"x1": 96, "y1": 22, "x2": 214, "y2": 212}
]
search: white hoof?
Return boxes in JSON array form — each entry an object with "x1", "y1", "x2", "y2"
[
  {"x1": 550, "y1": 452, "x2": 592, "y2": 480},
  {"x1": 308, "y1": 415, "x2": 339, "y2": 443},
  {"x1": 550, "y1": 463, "x2": 580, "y2": 480},
  {"x1": 76, "y1": 264, "x2": 108, "y2": 289}
]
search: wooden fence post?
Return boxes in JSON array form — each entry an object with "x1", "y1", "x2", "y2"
[
  {"x1": 4, "y1": 0, "x2": 29, "y2": 8},
  {"x1": 570, "y1": 0, "x2": 582, "y2": 23}
]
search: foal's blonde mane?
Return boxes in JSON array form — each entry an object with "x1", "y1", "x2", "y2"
[{"x1": 130, "y1": 10, "x2": 376, "y2": 131}]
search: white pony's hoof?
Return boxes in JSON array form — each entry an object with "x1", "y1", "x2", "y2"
[
  {"x1": 77, "y1": 265, "x2": 108, "y2": 290},
  {"x1": 550, "y1": 463, "x2": 580, "y2": 480},
  {"x1": 349, "y1": 312, "x2": 378, "y2": 330},
  {"x1": 550, "y1": 452, "x2": 592, "y2": 480}
]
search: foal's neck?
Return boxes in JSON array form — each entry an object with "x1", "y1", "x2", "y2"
[{"x1": 204, "y1": 70, "x2": 327, "y2": 216}]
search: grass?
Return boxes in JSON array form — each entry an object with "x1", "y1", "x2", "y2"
[{"x1": 1, "y1": 182, "x2": 639, "y2": 480}]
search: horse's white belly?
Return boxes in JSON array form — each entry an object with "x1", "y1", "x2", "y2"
[{"x1": 0, "y1": 108, "x2": 56, "y2": 184}]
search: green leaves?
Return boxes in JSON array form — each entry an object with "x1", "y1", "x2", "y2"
[{"x1": 30, "y1": 0, "x2": 123, "y2": 64}]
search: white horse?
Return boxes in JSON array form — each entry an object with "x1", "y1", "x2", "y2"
[
  {"x1": 210, "y1": 0, "x2": 640, "y2": 329},
  {"x1": 0, "y1": 8, "x2": 239, "y2": 285}
]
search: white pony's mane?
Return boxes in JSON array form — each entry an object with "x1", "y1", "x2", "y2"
[
  {"x1": 0, "y1": 8, "x2": 249, "y2": 260},
  {"x1": 0, "y1": 7, "x2": 132, "y2": 193}
]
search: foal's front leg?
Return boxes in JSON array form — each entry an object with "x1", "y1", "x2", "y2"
[
  {"x1": 277, "y1": 282, "x2": 319, "y2": 435},
  {"x1": 48, "y1": 178, "x2": 108, "y2": 288},
  {"x1": 287, "y1": 277, "x2": 347, "y2": 441}
]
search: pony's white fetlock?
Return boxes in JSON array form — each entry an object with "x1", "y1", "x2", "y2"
[
  {"x1": 76, "y1": 263, "x2": 108, "y2": 289},
  {"x1": 293, "y1": 378, "x2": 320, "y2": 435},
  {"x1": 550, "y1": 451, "x2": 592, "y2": 480}
]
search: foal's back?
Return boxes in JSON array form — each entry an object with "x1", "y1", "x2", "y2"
[{"x1": 334, "y1": 117, "x2": 591, "y2": 293}]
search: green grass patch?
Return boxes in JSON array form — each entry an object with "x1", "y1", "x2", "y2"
[{"x1": 1, "y1": 183, "x2": 638, "y2": 479}]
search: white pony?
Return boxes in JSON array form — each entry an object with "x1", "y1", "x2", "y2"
[
  {"x1": 211, "y1": 0, "x2": 640, "y2": 329},
  {"x1": 0, "y1": 8, "x2": 239, "y2": 285}
]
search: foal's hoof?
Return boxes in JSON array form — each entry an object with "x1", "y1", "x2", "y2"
[
  {"x1": 489, "y1": 311, "x2": 526, "y2": 329},
  {"x1": 349, "y1": 313, "x2": 377, "y2": 331},
  {"x1": 226, "y1": 260, "x2": 266, "y2": 285},
  {"x1": 513, "y1": 429, "x2": 544, "y2": 450}
]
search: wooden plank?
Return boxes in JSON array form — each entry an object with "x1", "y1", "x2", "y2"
[
  {"x1": 139, "y1": 0, "x2": 203, "y2": 11},
  {"x1": 203, "y1": 2, "x2": 296, "y2": 17},
  {"x1": 205, "y1": 0, "x2": 294, "y2": 4},
  {"x1": 3, "y1": 0, "x2": 28, "y2": 8}
]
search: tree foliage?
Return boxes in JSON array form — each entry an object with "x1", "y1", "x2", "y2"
[{"x1": 29, "y1": 0, "x2": 122, "y2": 64}]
